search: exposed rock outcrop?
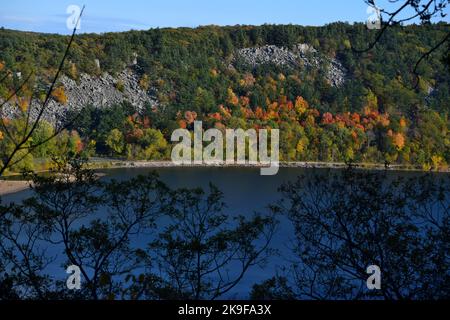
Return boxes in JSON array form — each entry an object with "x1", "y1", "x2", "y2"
[
  {"x1": 59, "y1": 68, "x2": 157, "y2": 113},
  {"x1": 1, "y1": 43, "x2": 346, "y2": 123},
  {"x1": 1, "y1": 67, "x2": 158, "y2": 124},
  {"x1": 235, "y1": 43, "x2": 346, "y2": 87}
]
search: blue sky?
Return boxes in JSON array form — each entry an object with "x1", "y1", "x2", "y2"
[{"x1": 0, "y1": 0, "x2": 448, "y2": 34}]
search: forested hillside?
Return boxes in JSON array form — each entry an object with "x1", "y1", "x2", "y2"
[{"x1": 0, "y1": 23, "x2": 449, "y2": 170}]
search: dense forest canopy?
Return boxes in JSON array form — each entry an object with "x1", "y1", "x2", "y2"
[{"x1": 0, "y1": 23, "x2": 449, "y2": 170}]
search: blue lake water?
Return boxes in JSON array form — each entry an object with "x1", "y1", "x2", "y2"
[
  {"x1": 102, "y1": 167, "x2": 298, "y2": 298},
  {"x1": 1, "y1": 167, "x2": 446, "y2": 299}
]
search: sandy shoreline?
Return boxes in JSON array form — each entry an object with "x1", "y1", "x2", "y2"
[
  {"x1": 0, "y1": 180, "x2": 33, "y2": 196},
  {"x1": 0, "y1": 172, "x2": 106, "y2": 196}
]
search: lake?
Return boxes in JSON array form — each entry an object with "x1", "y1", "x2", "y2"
[{"x1": 1, "y1": 167, "x2": 447, "y2": 299}]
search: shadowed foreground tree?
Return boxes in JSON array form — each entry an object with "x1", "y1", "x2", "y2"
[
  {"x1": 0, "y1": 156, "x2": 277, "y2": 300},
  {"x1": 252, "y1": 169, "x2": 449, "y2": 300},
  {"x1": 125, "y1": 185, "x2": 277, "y2": 300},
  {"x1": 21, "y1": 156, "x2": 172, "y2": 300},
  {"x1": 0, "y1": 155, "x2": 171, "y2": 300},
  {"x1": 0, "y1": 201, "x2": 55, "y2": 299}
]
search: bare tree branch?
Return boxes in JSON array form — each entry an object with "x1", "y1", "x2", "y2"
[
  {"x1": 353, "y1": 0, "x2": 449, "y2": 89},
  {"x1": 0, "y1": 6, "x2": 85, "y2": 176}
]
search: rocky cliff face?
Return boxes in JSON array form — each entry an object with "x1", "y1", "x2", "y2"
[
  {"x1": 1, "y1": 43, "x2": 346, "y2": 123},
  {"x1": 59, "y1": 68, "x2": 158, "y2": 114},
  {"x1": 235, "y1": 43, "x2": 346, "y2": 87},
  {"x1": 1, "y1": 67, "x2": 158, "y2": 123}
]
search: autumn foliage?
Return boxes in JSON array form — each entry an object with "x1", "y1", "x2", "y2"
[{"x1": 51, "y1": 86, "x2": 68, "y2": 105}]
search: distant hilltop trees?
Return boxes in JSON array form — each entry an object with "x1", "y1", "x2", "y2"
[{"x1": 0, "y1": 23, "x2": 449, "y2": 171}]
